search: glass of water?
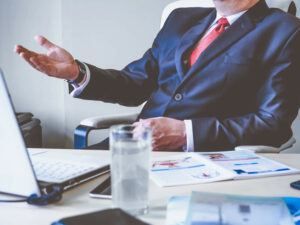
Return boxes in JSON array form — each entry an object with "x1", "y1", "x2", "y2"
[{"x1": 110, "y1": 124, "x2": 152, "y2": 215}]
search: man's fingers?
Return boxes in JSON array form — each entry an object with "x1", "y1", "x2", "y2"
[
  {"x1": 35, "y1": 35, "x2": 56, "y2": 50},
  {"x1": 14, "y1": 45, "x2": 37, "y2": 56},
  {"x1": 20, "y1": 53, "x2": 40, "y2": 70},
  {"x1": 14, "y1": 45, "x2": 27, "y2": 54},
  {"x1": 16, "y1": 45, "x2": 30, "y2": 54},
  {"x1": 19, "y1": 53, "x2": 47, "y2": 74},
  {"x1": 17, "y1": 47, "x2": 56, "y2": 74},
  {"x1": 15, "y1": 45, "x2": 40, "y2": 69},
  {"x1": 14, "y1": 45, "x2": 23, "y2": 54},
  {"x1": 20, "y1": 52, "x2": 39, "y2": 67},
  {"x1": 19, "y1": 50, "x2": 38, "y2": 61}
]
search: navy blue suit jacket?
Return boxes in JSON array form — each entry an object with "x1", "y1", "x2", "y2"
[{"x1": 76, "y1": 0, "x2": 300, "y2": 151}]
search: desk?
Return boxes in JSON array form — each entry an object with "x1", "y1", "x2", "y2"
[{"x1": 1, "y1": 149, "x2": 300, "y2": 225}]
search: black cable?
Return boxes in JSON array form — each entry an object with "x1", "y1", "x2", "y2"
[
  {"x1": 0, "y1": 185, "x2": 63, "y2": 205},
  {"x1": 0, "y1": 199, "x2": 27, "y2": 203}
]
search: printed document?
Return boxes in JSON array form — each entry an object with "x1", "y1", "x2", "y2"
[
  {"x1": 151, "y1": 150, "x2": 299, "y2": 187},
  {"x1": 151, "y1": 153, "x2": 235, "y2": 187},
  {"x1": 200, "y1": 150, "x2": 299, "y2": 179}
]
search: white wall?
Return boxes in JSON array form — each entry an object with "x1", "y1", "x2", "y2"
[
  {"x1": 0, "y1": 0, "x2": 66, "y2": 147},
  {"x1": 1, "y1": 0, "x2": 300, "y2": 152},
  {"x1": 0, "y1": 0, "x2": 174, "y2": 148}
]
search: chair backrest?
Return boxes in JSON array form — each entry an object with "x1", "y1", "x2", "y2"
[{"x1": 160, "y1": 0, "x2": 297, "y2": 28}]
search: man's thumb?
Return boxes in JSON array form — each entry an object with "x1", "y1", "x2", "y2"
[{"x1": 35, "y1": 35, "x2": 56, "y2": 50}]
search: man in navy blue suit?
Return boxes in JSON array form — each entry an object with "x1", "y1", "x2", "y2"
[{"x1": 15, "y1": 0, "x2": 300, "y2": 151}]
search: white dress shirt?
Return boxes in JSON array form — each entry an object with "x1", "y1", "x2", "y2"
[{"x1": 70, "y1": 10, "x2": 247, "y2": 152}]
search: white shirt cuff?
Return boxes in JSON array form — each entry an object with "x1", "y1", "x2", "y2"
[
  {"x1": 184, "y1": 120, "x2": 194, "y2": 152},
  {"x1": 70, "y1": 63, "x2": 91, "y2": 97}
]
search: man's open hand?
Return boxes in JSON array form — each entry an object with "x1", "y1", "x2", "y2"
[
  {"x1": 134, "y1": 117, "x2": 186, "y2": 151},
  {"x1": 14, "y1": 35, "x2": 79, "y2": 80}
]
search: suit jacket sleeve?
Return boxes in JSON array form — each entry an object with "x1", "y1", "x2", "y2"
[
  {"x1": 75, "y1": 50, "x2": 158, "y2": 106},
  {"x1": 71, "y1": 12, "x2": 179, "y2": 107},
  {"x1": 192, "y1": 28, "x2": 300, "y2": 150}
]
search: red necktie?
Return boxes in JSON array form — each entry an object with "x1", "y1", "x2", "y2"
[{"x1": 189, "y1": 17, "x2": 230, "y2": 67}]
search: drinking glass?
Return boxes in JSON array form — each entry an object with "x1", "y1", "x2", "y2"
[{"x1": 110, "y1": 124, "x2": 152, "y2": 215}]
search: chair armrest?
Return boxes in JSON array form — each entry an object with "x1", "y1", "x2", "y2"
[
  {"x1": 74, "y1": 113, "x2": 139, "y2": 149},
  {"x1": 235, "y1": 137, "x2": 296, "y2": 153},
  {"x1": 80, "y1": 113, "x2": 139, "y2": 129},
  {"x1": 279, "y1": 137, "x2": 296, "y2": 151},
  {"x1": 235, "y1": 145, "x2": 281, "y2": 153}
]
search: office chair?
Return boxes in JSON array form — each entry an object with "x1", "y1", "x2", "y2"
[{"x1": 74, "y1": 0, "x2": 298, "y2": 153}]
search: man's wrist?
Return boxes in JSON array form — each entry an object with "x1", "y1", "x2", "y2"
[
  {"x1": 69, "y1": 60, "x2": 80, "y2": 81},
  {"x1": 68, "y1": 60, "x2": 86, "y2": 85},
  {"x1": 69, "y1": 63, "x2": 91, "y2": 97}
]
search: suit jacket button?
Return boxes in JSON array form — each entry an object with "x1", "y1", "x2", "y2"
[
  {"x1": 174, "y1": 93, "x2": 183, "y2": 101},
  {"x1": 183, "y1": 59, "x2": 188, "y2": 65}
]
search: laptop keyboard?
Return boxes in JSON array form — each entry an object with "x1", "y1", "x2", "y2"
[{"x1": 32, "y1": 159, "x2": 98, "y2": 183}]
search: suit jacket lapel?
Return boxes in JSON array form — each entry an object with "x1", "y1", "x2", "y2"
[
  {"x1": 179, "y1": 0, "x2": 270, "y2": 86},
  {"x1": 175, "y1": 9, "x2": 216, "y2": 78}
]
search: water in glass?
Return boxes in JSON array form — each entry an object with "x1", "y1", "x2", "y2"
[{"x1": 110, "y1": 126, "x2": 151, "y2": 215}]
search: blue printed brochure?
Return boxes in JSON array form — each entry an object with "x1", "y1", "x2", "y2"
[
  {"x1": 166, "y1": 194, "x2": 300, "y2": 225},
  {"x1": 151, "y1": 150, "x2": 299, "y2": 187},
  {"x1": 186, "y1": 192, "x2": 294, "y2": 225}
]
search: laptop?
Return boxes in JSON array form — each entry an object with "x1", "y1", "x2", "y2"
[{"x1": 0, "y1": 68, "x2": 109, "y2": 197}]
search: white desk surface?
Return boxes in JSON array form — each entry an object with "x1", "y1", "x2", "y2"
[{"x1": 1, "y1": 148, "x2": 300, "y2": 225}]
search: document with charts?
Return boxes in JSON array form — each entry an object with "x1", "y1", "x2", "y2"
[
  {"x1": 200, "y1": 150, "x2": 299, "y2": 180},
  {"x1": 151, "y1": 153, "x2": 235, "y2": 187},
  {"x1": 151, "y1": 150, "x2": 299, "y2": 187}
]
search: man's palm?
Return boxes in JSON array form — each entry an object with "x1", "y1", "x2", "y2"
[{"x1": 15, "y1": 36, "x2": 78, "y2": 80}]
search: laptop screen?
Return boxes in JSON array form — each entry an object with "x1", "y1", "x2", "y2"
[{"x1": 0, "y1": 69, "x2": 41, "y2": 197}]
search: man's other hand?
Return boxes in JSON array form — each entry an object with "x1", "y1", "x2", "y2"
[
  {"x1": 134, "y1": 117, "x2": 186, "y2": 151},
  {"x1": 14, "y1": 35, "x2": 79, "y2": 80}
]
